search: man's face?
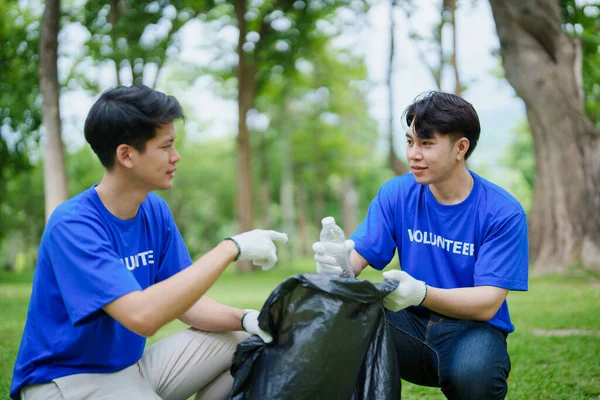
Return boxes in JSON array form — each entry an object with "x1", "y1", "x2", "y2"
[
  {"x1": 128, "y1": 123, "x2": 180, "y2": 191},
  {"x1": 405, "y1": 123, "x2": 459, "y2": 185}
]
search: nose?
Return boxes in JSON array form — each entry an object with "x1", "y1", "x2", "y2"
[
  {"x1": 406, "y1": 144, "x2": 423, "y2": 161},
  {"x1": 170, "y1": 147, "x2": 181, "y2": 163}
]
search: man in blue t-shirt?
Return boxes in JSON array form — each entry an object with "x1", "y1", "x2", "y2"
[
  {"x1": 11, "y1": 85, "x2": 287, "y2": 400},
  {"x1": 314, "y1": 91, "x2": 528, "y2": 399}
]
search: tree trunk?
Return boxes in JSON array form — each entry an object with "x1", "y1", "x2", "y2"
[
  {"x1": 235, "y1": 1, "x2": 257, "y2": 272},
  {"x1": 280, "y1": 95, "x2": 296, "y2": 262},
  {"x1": 296, "y1": 183, "x2": 310, "y2": 256},
  {"x1": 489, "y1": 0, "x2": 600, "y2": 273},
  {"x1": 448, "y1": 0, "x2": 462, "y2": 95},
  {"x1": 342, "y1": 177, "x2": 359, "y2": 235},
  {"x1": 260, "y1": 179, "x2": 271, "y2": 228},
  {"x1": 40, "y1": 0, "x2": 68, "y2": 221},
  {"x1": 314, "y1": 180, "x2": 325, "y2": 232},
  {"x1": 388, "y1": 0, "x2": 408, "y2": 175},
  {"x1": 259, "y1": 135, "x2": 271, "y2": 228},
  {"x1": 109, "y1": 0, "x2": 121, "y2": 86},
  {"x1": 311, "y1": 115, "x2": 326, "y2": 229}
]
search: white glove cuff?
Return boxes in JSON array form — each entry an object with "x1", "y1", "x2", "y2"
[
  {"x1": 415, "y1": 281, "x2": 428, "y2": 306},
  {"x1": 241, "y1": 311, "x2": 252, "y2": 332}
]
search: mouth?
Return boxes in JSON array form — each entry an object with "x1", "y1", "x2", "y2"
[
  {"x1": 411, "y1": 166, "x2": 427, "y2": 175},
  {"x1": 167, "y1": 169, "x2": 176, "y2": 178}
]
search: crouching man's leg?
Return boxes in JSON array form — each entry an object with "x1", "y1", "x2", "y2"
[
  {"x1": 140, "y1": 328, "x2": 249, "y2": 400},
  {"x1": 437, "y1": 324, "x2": 511, "y2": 400},
  {"x1": 387, "y1": 308, "x2": 511, "y2": 400},
  {"x1": 21, "y1": 364, "x2": 160, "y2": 400}
]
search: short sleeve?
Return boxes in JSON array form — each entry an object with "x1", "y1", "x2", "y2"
[
  {"x1": 474, "y1": 212, "x2": 529, "y2": 290},
  {"x1": 47, "y1": 221, "x2": 142, "y2": 326},
  {"x1": 155, "y1": 210, "x2": 193, "y2": 283},
  {"x1": 351, "y1": 182, "x2": 398, "y2": 270}
]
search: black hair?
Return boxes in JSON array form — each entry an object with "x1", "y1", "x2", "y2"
[
  {"x1": 84, "y1": 85, "x2": 184, "y2": 169},
  {"x1": 402, "y1": 91, "x2": 480, "y2": 160}
]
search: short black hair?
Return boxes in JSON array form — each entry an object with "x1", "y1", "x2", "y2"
[
  {"x1": 84, "y1": 85, "x2": 184, "y2": 169},
  {"x1": 402, "y1": 91, "x2": 480, "y2": 160}
]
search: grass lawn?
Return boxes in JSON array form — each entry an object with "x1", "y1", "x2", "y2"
[{"x1": 1, "y1": 261, "x2": 599, "y2": 399}]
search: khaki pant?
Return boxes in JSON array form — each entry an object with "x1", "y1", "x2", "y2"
[{"x1": 21, "y1": 329, "x2": 248, "y2": 400}]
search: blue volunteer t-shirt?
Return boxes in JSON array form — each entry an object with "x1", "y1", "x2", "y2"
[
  {"x1": 10, "y1": 186, "x2": 193, "y2": 399},
  {"x1": 351, "y1": 171, "x2": 528, "y2": 333}
]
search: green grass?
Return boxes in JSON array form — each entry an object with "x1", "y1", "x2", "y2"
[{"x1": 1, "y1": 263, "x2": 599, "y2": 399}]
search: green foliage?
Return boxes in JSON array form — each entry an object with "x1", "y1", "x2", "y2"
[
  {"x1": 487, "y1": 119, "x2": 535, "y2": 214},
  {"x1": 70, "y1": 0, "x2": 207, "y2": 87},
  {"x1": 66, "y1": 146, "x2": 104, "y2": 196},
  {"x1": 560, "y1": 0, "x2": 600, "y2": 127},
  {"x1": 0, "y1": 162, "x2": 45, "y2": 268},
  {"x1": 159, "y1": 137, "x2": 238, "y2": 258},
  {"x1": 0, "y1": 0, "x2": 41, "y2": 139},
  {"x1": 183, "y1": 0, "x2": 369, "y2": 94},
  {"x1": 0, "y1": 1, "x2": 41, "y2": 242},
  {"x1": 257, "y1": 46, "x2": 379, "y2": 184}
]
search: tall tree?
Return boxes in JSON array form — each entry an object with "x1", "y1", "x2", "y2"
[
  {"x1": 446, "y1": 0, "x2": 462, "y2": 95},
  {"x1": 560, "y1": 0, "x2": 600, "y2": 127},
  {"x1": 233, "y1": 1, "x2": 256, "y2": 264},
  {"x1": 406, "y1": 0, "x2": 464, "y2": 94},
  {"x1": 40, "y1": 0, "x2": 68, "y2": 220},
  {"x1": 198, "y1": 0, "x2": 367, "y2": 270},
  {"x1": 490, "y1": 0, "x2": 600, "y2": 273},
  {"x1": 387, "y1": 0, "x2": 408, "y2": 175}
]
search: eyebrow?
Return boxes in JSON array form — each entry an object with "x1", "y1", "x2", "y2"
[{"x1": 405, "y1": 133, "x2": 434, "y2": 141}]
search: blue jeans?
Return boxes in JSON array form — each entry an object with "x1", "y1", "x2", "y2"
[{"x1": 386, "y1": 307, "x2": 511, "y2": 400}]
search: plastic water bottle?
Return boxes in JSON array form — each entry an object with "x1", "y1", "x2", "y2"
[{"x1": 319, "y1": 216, "x2": 355, "y2": 278}]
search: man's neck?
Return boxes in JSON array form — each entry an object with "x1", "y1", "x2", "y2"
[
  {"x1": 429, "y1": 167, "x2": 473, "y2": 205},
  {"x1": 95, "y1": 173, "x2": 149, "y2": 220}
]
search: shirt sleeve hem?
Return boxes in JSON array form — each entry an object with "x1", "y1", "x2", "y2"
[
  {"x1": 71, "y1": 283, "x2": 142, "y2": 326},
  {"x1": 474, "y1": 276, "x2": 528, "y2": 291},
  {"x1": 353, "y1": 244, "x2": 387, "y2": 271}
]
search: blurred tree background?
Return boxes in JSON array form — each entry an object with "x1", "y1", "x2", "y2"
[{"x1": 1, "y1": 0, "x2": 599, "y2": 274}]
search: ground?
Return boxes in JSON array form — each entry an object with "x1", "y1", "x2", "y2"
[{"x1": 1, "y1": 260, "x2": 599, "y2": 399}]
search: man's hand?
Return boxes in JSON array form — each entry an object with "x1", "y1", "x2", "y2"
[
  {"x1": 241, "y1": 310, "x2": 273, "y2": 343},
  {"x1": 382, "y1": 270, "x2": 427, "y2": 312},
  {"x1": 228, "y1": 229, "x2": 288, "y2": 270},
  {"x1": 312, "y1": 240, "x2": 355, "y2": 276}
]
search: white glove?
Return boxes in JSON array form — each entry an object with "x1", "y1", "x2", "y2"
[
  {"x1": 382, "y1": 270, "x2": 427, "y2": 312},
  {"x1": 228, "y1": 229, "x2": 288, "y2": 270},
  {"x1": 241, "y1": 309, "x2": 273, "y2": 344},
  {"x1": 312, "y1": 240, "x2": 355, "y2": 276}
]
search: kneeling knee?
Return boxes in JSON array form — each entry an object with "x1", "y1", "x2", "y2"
[{"x1": 442, "y1": 361, "x2": 508, "y2": 400}]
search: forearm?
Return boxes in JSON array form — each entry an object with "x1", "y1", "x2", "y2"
[
  {"x1": 179, "y1": 295, "x2": 245, "y2": 332},
  {"x1": 350, "y1": 250, "x2": 370, "y2": 277},
  {"x1": 105, "y1": 240, "x2": 238, "y2": 336},
  {"x1": 421, "y1": 285, "x2": 508, "y2": 321}
]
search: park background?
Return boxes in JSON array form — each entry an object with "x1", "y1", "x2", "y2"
[{"x1": 1, "y1": 0, "x2": 599, "y2": 398}]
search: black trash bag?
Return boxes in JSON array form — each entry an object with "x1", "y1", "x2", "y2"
[{"x1": 228, "y1": 273, "x2": 400, "y2": 400}]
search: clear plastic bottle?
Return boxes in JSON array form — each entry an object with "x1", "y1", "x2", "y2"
[{"x1": 319, "y1": 216, "x2": 355, "y2": 278}]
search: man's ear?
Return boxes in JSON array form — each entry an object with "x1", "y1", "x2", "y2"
[
  {"x1": 115, "y1": 144, "x2": 134, "y2": 168},
  {"x1": 456, "y1": 137, "x2": 470, "y2": 160}
]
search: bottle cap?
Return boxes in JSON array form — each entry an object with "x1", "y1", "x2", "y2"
[{"x1": 321, "y1": 216, "x2": 335, "y2": 226}]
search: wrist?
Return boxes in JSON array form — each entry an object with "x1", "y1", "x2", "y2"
[{"x1": 221, "y1": 239, "x2": 240, "y2": 261}]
